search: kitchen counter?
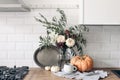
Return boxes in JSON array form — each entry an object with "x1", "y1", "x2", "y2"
[{"x1": 24, "y1": 68, "x2": 120, "y2": 80}]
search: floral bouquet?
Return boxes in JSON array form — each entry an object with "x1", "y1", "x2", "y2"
[{"x1": 35, "y1": 8, "x2": 89, "y2": 59}]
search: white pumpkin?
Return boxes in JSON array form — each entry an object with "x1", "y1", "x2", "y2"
[
  {"x1": 51, "y1": 66, "x2": 60, "y2": 72},
  {"x1": 45, "y1": 66, "x2": 51, "y2": 71}
]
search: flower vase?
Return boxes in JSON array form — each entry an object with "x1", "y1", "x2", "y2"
[
  {"x1": 59, "y1": 48, "x2": 75, "y2": 68},
  {"x1": 64, "y1": 48, "x2": 75, "y2": 63}
]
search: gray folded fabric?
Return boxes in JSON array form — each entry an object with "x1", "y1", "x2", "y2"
[{"x1": 53, "y1": 70, "x2": 108, "y2": 80}]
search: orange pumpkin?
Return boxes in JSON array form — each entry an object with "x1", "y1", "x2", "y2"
[{"x1": 70, "y1": 55, "x2": 93, "y2": 72}]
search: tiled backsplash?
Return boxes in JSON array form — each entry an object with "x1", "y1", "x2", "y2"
[
  {"x1": 85, "y1": 26, "x2": 120, "y2": 68},
  {"x1": 0, "y1": 9, "x2": 79, "y2": 67},
  {"x1": 0, "y1": 9, "x2": 120, "y2": 68}
]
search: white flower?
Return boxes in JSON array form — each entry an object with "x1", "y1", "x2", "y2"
[
  {"x1": 66, "y1": 38, "x2": 75, "y2": 47},
  {"x1": 49, "y1": 32, "x2": 58, "y2": 45},
  {"x1": 56, "y1": 35, "x2": 65, "y2": 43}
]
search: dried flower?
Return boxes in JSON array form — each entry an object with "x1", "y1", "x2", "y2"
[{"x1": 65, "y1": 30, "x2": 70, "y2": 35}]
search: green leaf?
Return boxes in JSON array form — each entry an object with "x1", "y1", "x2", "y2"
[
  {"x1": 35, "y1": 8, "x2": 89, "y2": 55},
  {"x1": 52, "y1": 16, "x2": 57, "y2": 22}
]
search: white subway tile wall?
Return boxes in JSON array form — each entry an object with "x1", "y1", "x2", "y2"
[
  {"x1": 85, "y1": 26, "x2": 120, "y2": 68},
  {"x1": 0, "y1": 8, "x2": 120, "y2": 68},
  {"x1": 0, "y1": 9, "x2": 79, "y2": 67}
]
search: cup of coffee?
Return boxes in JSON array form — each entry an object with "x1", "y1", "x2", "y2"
[{"x1": 63, "y1": 64, "x2": 77, "y2": 74}]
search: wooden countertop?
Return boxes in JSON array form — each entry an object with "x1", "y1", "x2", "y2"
[{"x1": 24, "y1": 68, "x2": 120, "y2": 80}]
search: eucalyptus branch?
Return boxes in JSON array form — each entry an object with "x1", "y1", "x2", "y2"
[
  {"x1": 57, "y1": 8, "x2": 67, "y2": 23},
  {"x1": 35, "y1": 9, "x2": 89, "y2": 55},
  {"x1": 35, "y1": 17, "x2": 59, "y2": 27}
]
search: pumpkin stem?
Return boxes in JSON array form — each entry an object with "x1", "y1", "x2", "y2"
[{"x1": 81, "y1": 56, "x2": 84, "y2": 60}]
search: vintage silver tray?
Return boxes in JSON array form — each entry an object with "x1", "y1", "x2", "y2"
[{"x1": 34, "y1": 45, "x2": 61, "y2": 68}]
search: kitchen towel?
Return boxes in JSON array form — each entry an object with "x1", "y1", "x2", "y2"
[{"x1": 53, "y1": 70, "x2": 108, "y2": 80}]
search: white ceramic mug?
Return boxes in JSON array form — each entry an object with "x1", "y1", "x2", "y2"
[{"x1": 63, "y1": 64, "x2": 77, "y2": 74}]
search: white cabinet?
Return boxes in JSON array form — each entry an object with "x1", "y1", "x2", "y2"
[{"x1": 84, "y1": 0, "x2": 120, "y2": 25}]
